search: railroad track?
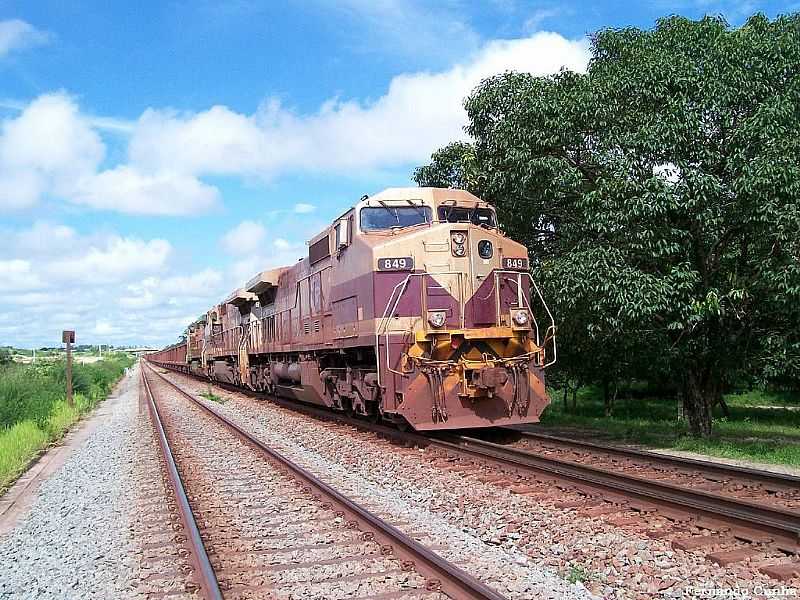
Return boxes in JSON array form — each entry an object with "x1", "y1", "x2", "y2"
[
  {"x1": 505, "y1": 429, "x2": 800, "y2": 492},
  {"x1": 147, "y1": 361, "x2": 800, "y2": 582},
  {"x1": 436, "y1": 432, "x2": 800, "y2": 545},
  {"x1": 140, "y1": 362, "x2": 507, "y2": 600}
]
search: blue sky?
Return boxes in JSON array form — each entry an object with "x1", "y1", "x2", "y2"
[{"x1": 0, "y1": 0, "x2": 795, "y2": 348}]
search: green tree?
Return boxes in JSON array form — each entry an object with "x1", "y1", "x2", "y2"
[
  {"x1": 416, "y1": 14, "x2": 800, "y2": 436},
  {"x1": 412, "y1": 141, "x2": 477, "y2": 191}
]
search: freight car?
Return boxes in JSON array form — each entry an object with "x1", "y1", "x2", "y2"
[{"x1": 148, "y1": 187, "x2": 556, "y2": 431}]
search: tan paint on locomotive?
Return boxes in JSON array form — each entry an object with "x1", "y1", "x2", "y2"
[{"x1": 165, "y1": 187, "x2": 553, "y2": 430}]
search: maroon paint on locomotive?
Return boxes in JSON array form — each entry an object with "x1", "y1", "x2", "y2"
[{"x1": 147, "y1": 188, "x2": 556, "y2": 431}]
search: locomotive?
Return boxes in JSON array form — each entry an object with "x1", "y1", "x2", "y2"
[{"x1": 147, "y1": 187, "x2": 556, "y2": 430}]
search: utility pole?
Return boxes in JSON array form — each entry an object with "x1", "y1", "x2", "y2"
[
  {"x1": 32, "y1": 348, "x2": 35, "y2": 364},
  {"x1": 63, "y1": 331, "x2": 75, "y2": 407}
]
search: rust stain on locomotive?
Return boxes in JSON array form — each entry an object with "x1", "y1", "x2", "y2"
[{"x1": 148, "y1": 187, "x2": 557, "y2": 431}]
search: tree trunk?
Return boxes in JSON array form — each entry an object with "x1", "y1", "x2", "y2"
[
  {"x1": 563, "y1": 386, "x2": 568, "y2": 411},
  {"x1": 571, "y1": 387, "x2": 578, "y2": 411},
  {"x1": 718, "y1": 397, "x2": 730, "y2": 419},
  {"x1": 603, "y1": 379, "x2": 612, "y2": 417},
  {"x1": 682, "y1": 369, "x2": 714, "y2": 438},
  {"x1": 713, "y1": 388, "x2": 731, "y2": 419}
]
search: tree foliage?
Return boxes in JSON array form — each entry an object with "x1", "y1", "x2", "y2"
[
  {"x1": 415, "y1": 14, "x2": 800, "y2": 436},
  {"x1": 412, "y1": 141, "x2": 477, "y2": 190}
]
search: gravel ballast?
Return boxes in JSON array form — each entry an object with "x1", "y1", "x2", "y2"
[
  {"x1": 0, "y1": 366, "x2": 143, "y2": 600},
  {"x1": 168, "y1": 373, "x2": 598, "y2": 600},
  {"x1": 170, "y1": 372, "x2": 796, "y2": 598}
]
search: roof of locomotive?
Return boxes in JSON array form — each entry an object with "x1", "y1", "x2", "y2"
[
  {"x1": 224, "y1": 287, "x2": 257, "y2": 307},
  {"x1": 245, "y1": 266, "x2": 289, "y2": 295},
  {"x1": 330, "y1": 187, "x2": 489, "y2": 222},
  {"x1": 307, "y1": 187, "x2": 490, "y2": 248},
  {"x1": 368, "y1": 187, "x2": 486, "y2": 206}
]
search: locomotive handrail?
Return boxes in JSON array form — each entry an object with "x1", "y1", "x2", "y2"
[
  {"x1": 498, "y1": 274, "x2": 541, "y2": 346},
  {"x1": 209, "y1": 325, "x2": 243, "y2": 356},
  {"x1": 494, "y1": 270, "x2": 557, "y2": 368},
  {"x1": 375, "y1": 275, "x2": 412, "y2": 386}
]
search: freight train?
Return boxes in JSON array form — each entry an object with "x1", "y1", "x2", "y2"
[{"x1": 147, "y1": 187, "x2": 556, "y2": 430}]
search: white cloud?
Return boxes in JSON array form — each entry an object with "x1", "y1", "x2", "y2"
[
  {"x1": 294, "y1": 203, "x2": 316, "y2": 213},
  {"x1": 0, "y1": 223, "x2": 172, "y2": 288},
  {"x1": 0, "y1": 93, "x2": 218, "y2": 215},
  {"x1": 157, "y1": 269, "x2": 224, "y2": 297},
  {"x1": 120, "y1": 269, "x2": 224, "y2": 310},
  {"x1": 0, "y1": 93, "x2": 103, "y2": 209},
  {"x1": 0, "y1": 221, "x2": 220, "y2": 347},
  {"x1": 92, "y1": 320, "x2": 120, "y2": 336},
  {"x1": 0, "y1": 98, "x2": 134, "y2": 134},
  {"x1": 0, "y1": 259, "x2": 44, "y2": 292},
  {"x1": 46, "y1": 237, "x2": 172, "y2": 284},
  {"x1": 0, "y1": 19, "x2": 49, "y2": 58},
  {"x1": 0, "y1": 169, "x2": 44, "y2": 210},
  {"x1": 73, "y1": 166, "x2": 219, "y2": 215},
  {"x1": 221, "y1": 220, "x2": 266, "y2": 255},
  {"x1": 129, "y1": 104, "x2": 270, "y2": 176},
  {"x1": 128, "y1": 32, "x2": 590, "y2": 178},
  {"x1": 15, "y1": 221, "x2": 77, "y2": 254}
]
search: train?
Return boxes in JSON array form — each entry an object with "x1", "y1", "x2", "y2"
[{"x1": 147, "y1": 187, "x2": 556, "y2": 430}]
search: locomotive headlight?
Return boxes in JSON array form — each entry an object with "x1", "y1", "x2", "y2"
[
  {"x1": 428, "y1": 310, "x2": 447, "y2": 328},
  {"x1": 478, "y1": 240, "x2": 493, "y2": 259},
  {"x1": 512, "y1": 309, "x2": 530, "y2": 327},
  {"x1": 451, "y1": 231, "x2": 467, "y2": 257}
]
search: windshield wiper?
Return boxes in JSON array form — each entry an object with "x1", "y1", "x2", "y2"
[
  {"x1": 405, "y1": 199, "x2": 428, "y2": 221},
  {"x1": 441, "y1": 200, "x2": 456, "y2": 223},
  {"x1": 378, "y1": 200, "x2": 399, "y2": 225}
]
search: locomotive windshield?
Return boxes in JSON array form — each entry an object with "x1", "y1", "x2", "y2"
[
  {"x1": 360, "y1": 206, "x2": 432, "y2": 231},
  {"x1": 437, "y1": 206, "x2": 497, "y2": 228}
]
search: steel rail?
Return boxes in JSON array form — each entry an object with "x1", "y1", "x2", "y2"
[
  {"x1": 146, "y1": 361, "x2": 800, "y2": 551},
  {"x1": 139, "y1": 368, "x2": 224, "y2": 600},
  {"x1": 505, "y1": 429, "x2": 800, "y2": 488},
  {"x1": 437, "y1": 433, "x2": 800, "y2": 550},
  {"x1": 143, "y1": 362, "x2": 507, "y2": 600}
]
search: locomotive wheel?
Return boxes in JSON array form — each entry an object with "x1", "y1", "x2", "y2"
[
  {"x1": 367, "y1": 402, "x2": 381, "y2": 424},
  {"x1": 343, "y1": 398, "x2": 355, "y2": 418}
]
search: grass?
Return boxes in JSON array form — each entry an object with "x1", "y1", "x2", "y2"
[
  {"x1": 201, "y1": 388, "x2": 225, "y2": 404},
  {"x1": 566, "y1": 565, "x2": 590, "y2": 584},
  {"x1": 0, "y1": 354, "x2": 134, "y2": 492},
  {"x1": 541, "y1": 386, "x2": 800, "y2": 468},
  {"x1": 0, "y1": 421, "x2": 48, "y2": 490}
]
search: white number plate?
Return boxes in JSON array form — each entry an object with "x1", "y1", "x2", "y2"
[
  {"x1": 378, "y1": 257, "x2": 414, "y2": 271},
  {"x1": 502, "y1": 257, "x2": 529, "y2": 270}
]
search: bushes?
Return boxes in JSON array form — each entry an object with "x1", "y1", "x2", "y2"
[
  {"x1": 0, "y1": 353, "x2": 134, "y2": 491},
  {"x1": 0, "y1": 354, "x2": 132, "y2": 429},
  {"x1": 0, "y1": 363, "x2": 63, "y2": 428}
]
